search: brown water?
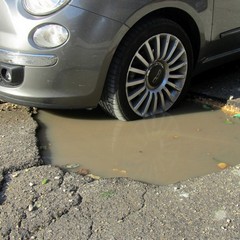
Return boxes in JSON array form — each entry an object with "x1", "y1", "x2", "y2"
[{"x1": 38, "y1": 100, "x2": 240, "y2": 185}]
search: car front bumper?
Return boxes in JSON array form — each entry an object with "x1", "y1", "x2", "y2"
[
  {"x1": 0, "y1": 49, "x2": 58, "y2": 67},
  {"x1": 0, "y1": 1, "x2": 126, "y2": 109}
]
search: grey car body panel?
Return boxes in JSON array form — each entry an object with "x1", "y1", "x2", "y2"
[
  {"x1": 0, "y1": 1, "x2": 127, "y2": 108},
  {"x1": 70, "y1": 0, "x2": 212, "y2": 53},
  {"x1": 206, "y1": 1, "x2": 240, "y2": 58},
  {"x1": 0, "y1": 0, "x2": 239, "y2": 109},
  {"x1": 70, "y1": 0, "x2": 208, "y2": 25}
]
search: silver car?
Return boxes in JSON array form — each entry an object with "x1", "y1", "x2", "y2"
[{"x1": 0, "y1": 1, "x2": 239, "y2": 120}]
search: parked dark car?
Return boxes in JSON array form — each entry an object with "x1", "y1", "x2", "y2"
[{"x1": 0, "y1": 1, "x2": 240, "y2": 120}]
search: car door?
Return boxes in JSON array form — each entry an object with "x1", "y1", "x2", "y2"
[{"x1": 211, "y1": 0, "x2": 240, "y2": 55}]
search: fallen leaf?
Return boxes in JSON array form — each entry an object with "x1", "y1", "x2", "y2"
[
  {"x1": 224, "y1": 119, "x2": 233, "y2": 124},
  {"x1": 41, "y1": 178, "x2": 49, "y2": 185},
  {"x1": 112, "y1": 168, "x2": 127, "y2": 174},
  {"x1": 65, "y1": 163, "x2": 80, "y2": 169},
  {"x1": 101, "y1": 190, "x2": 116, "y2": 199},
  {"x1": 217, "y1": 162, "x2": 228, "y2": 169},
  {"x1": 233, "y1": 113, "x2": 240, "y2": 118},
  {"x1": 77, "y1": 168, "x2": 90, "y2": 176},
  {"x1": 87, "y1": 174, "x2": 100, "y2": 180}
]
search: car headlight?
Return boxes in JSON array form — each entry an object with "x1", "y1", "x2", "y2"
[
  {"x1": 33, "y1": 24, "x2": 69, "y2": 48},
  {"x1": 23, "y1": 0, "x2": 70, "y2": 16}
]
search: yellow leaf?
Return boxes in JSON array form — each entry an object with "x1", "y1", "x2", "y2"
[
  {"x1": 87, "y1": 174, "x2": 100, "y2": 180},
  {"x1": 217, "y1": 162, "x2": 228, "y2": 169},
  {"x1": 112, "y1": 168, "x2": 127, "y2": 174}
]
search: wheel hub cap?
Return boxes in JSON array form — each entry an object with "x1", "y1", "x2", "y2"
[
  {"x1": 126, "y1": 33, "x2": 188, "y2": 117},
  {"x1": 146, "y1": 62, "x2": 165, "y2": 89}
]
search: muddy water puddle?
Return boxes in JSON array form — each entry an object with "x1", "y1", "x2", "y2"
[{"x1": 38, "y1": 100, "x2": 240, "y2": 185}]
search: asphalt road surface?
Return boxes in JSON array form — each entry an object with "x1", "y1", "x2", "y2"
[{"x1": 0, "y1": 61, "x2": 240, "y2": 239}]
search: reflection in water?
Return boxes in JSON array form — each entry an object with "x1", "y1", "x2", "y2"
[{"x1": 38, "y1": 101, "x2": 240, "y2": 185}]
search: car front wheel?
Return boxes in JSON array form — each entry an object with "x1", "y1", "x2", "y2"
[{"x1": 100, "y1": 18, "x2": 193, "y2": 121}]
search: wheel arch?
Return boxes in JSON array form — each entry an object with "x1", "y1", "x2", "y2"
[
  {"x1": 98, "y1": 6, "x2": 203, "y2": 105},
  {"x1": 124, "y1": 7, "x2": 202, "y2": 67},
  {"x1": 138, "y1": 8, "x2": 201, "y2": 66}
]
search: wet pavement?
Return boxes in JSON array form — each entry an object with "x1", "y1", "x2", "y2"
[
  {"x1": 191, "y1": 60, "x2": 240, "y2": 107},
  {"x1": 0, "y1": 61, "x2": 240, "y2": 239},
  {"x1": 0, "y1": 164, "x2": 239, "y2": 240},
  {"x1": 38, "y1": 100, "x2": 240, "y2": 185}
]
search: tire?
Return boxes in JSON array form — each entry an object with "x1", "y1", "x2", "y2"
[{"x1": 99, "y1": 18, "x2": 193, "y2": 121}]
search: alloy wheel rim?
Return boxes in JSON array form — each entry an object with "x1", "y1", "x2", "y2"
[{"x1": 126, "y1": 33, "x2": 188, "y2": 117}]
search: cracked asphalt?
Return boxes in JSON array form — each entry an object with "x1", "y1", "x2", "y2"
[{"x1": 0, "y1": 61, "x2": 240, "y2": 239}]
